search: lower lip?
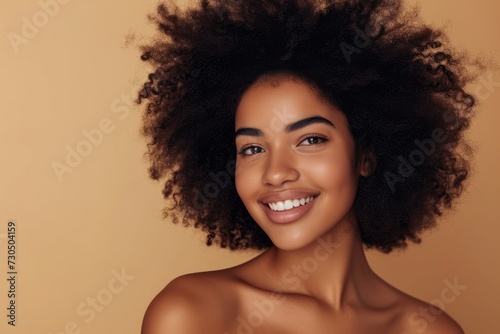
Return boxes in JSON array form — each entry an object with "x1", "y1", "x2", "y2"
[{"x1": 260, "y1": 196, "x2": 317, "y2": 224}]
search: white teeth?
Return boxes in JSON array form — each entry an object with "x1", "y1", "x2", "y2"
[{"x1": 267, "y1": 196, "x2": 315, "y2": 212}]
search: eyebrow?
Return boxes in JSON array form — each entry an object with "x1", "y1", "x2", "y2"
[{"x1": 234, "y1": 115, "x2": 336, "y2": 139}]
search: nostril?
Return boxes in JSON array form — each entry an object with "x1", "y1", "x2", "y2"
[{"x1": 262, "y1": 168, "x2": 300, "y2": 186}]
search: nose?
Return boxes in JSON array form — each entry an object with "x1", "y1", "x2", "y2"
[{"x1": 262, "y1": 149, "x2": 300, "y2": 186}]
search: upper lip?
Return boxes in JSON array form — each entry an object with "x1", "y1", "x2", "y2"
[{"x1": 259, "y1": 190, "x2": 319, "y2": 204}]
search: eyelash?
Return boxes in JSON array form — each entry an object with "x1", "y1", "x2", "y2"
[
  {"x1": 300, "y1": 133, "x2": 328, "y2": 146},
  {"x1": 237, "y1": 134, "x2": 329, "y2": 157}
]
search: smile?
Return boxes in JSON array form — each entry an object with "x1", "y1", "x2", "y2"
[
  {"x1": 260, "y1": 191, "x2": 319, "y2": 224},
  {"x1": 267, "y1": 196, "x2": 315, "y2": 211}
]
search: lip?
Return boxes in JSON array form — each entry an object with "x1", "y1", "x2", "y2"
[
  {"x1": 259, "y1": 190, "x2": 320, "y2": 204},
  {"x1": 259, "y1": 193, "x2": 319, "y2": 224}
]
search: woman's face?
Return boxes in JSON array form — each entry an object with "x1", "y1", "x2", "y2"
[{"x1": 234, "y1": 78, "x2": 364, "y2": 250}]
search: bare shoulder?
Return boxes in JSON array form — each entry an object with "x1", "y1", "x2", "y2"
[
  {"x1": 394, "y1": 292, "x2": 465, "y2": 334},
  {"x1": 141, "y1": 271, "x2": 240, "y2": 334}
]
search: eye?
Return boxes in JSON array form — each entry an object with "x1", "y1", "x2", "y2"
[
  {"x1": 298, "y1": 134, "x2": 328, "y2": 146},
  {"x1": 237, "y1": 145, "x2": 264, "y2": 156}
]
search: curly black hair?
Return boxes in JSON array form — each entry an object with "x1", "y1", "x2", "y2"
[{"x1": 137, "y1": 0, "x2": 478, "y2": 253}]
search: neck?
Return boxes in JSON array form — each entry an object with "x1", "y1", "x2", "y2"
[{"x1": 261, "y1": 219, "x2": 378, "y2": 310}]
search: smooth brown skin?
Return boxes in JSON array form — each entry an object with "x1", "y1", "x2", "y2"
[{"x1": 142, "y1": 79, "x2": 464, "y2": 334}]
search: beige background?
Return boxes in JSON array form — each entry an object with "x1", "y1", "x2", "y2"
[{"x1": 1, "y1": 0, "x2": 498, "y2": 333}]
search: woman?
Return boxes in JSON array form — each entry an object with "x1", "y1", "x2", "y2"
[{"x1": 137, "y1": 0, "x2": 477, "y2": 332}]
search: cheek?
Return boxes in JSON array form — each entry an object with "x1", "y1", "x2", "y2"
[
  {"x1": 234, "y1": 161, "x2": 258, "y2": 200},
  {"x1": 302, "y1": 148, "x2": 355, "y2": 185}
]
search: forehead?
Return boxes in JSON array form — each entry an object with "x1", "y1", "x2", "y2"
[
  {"x1": 235, "y1": 77, "x2": 346, "y2": 128},
  {"x1": 238, "y1": 74, "x2": 327, "y2": 107}
]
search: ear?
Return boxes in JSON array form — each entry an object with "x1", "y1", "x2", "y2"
[{"x1": 357, "y1": 146, "x2": 377, "y2": 177}]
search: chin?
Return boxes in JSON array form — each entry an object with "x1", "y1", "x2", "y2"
[{"x1": 265, "y1": 230, "x2": 321, "y2": 252}]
